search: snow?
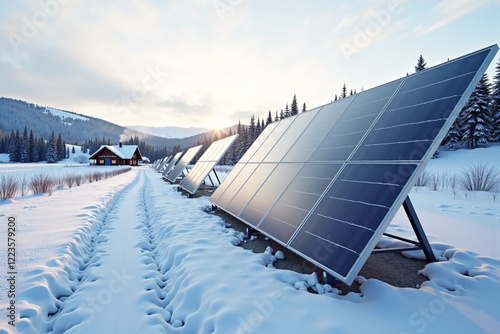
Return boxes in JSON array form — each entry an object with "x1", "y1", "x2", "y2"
[
  {"x1": 0, "y1": 145, "x2": 499, "y2": 333},
  {"x1": 44, "y1": 108, "x2": 89, "y2": 123}
]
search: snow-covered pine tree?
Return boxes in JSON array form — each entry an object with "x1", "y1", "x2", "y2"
[
  {"x1": 72, "y1": 146, "x2": 76, "y2": 154},
  {"x1": 8, "y1": 130, "x2": 20, "y2": 162},
  {"x1": 461, "y1": 74, "x2": 492, "y2": 149},
  {"x1": 280, "y1": 109, "x2": 285, "y2": 120},
  {"x1": 490, "y1": 59, "x2": 500, "y2": 142},
  {"x1": 20, "y1": 127, "x2": 29, "y2": 163},
  {"x1": 291, "y1": 95, "x2": 299, "y2": 116},
  {"x1": 256, "y1": 117, "x2": 261, "y2": 136},
  {"x1": 415, "y1": 55, "x2": 427, "y2": 72},
  {"x1": 446, "y1": 118, "x2": 461, "y2": 151},
  {"x1": 46, "y1": 132, "x2": 58, "y2": 163},
  {"x1": 274, "y1": 111, "x2": 279, "y2": 122},
  {"x1": 302, "y1": 102, "x2": 306, "y2": 113}
]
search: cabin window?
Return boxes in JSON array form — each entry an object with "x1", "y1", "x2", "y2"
[
  {"x1": 111, "y1": 160, "x2": 117, "y2": 165},
  {"x1": 99, "y1": 159, "x2": 104, "y2": 164}
]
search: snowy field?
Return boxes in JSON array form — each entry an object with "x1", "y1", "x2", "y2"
[{"x1": 0, "y1": 147, "x2": 499, "y2": 333}]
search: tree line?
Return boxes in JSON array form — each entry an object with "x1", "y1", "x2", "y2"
[{"x1": 1, "y1": 127, "x2": 69, "y2": 163}]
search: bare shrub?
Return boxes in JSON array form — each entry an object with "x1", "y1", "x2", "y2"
[
  {"x1": 449, "y1": 175, "x2": 459, "y2": 199},
  {"x1": 458, "y1": 163, "x2": 500, "y2": 192},
  {"x1": 19, "y1": 174, "x2": 28, "y2": 196},
  {"x1": 74, "y1": 174, "x2": 83, "y2": 186},
  {"x1": 415, "y1": 170, "x2": 431, "y2": 187},
  {"x1": 93, "y1": 172, "x2": 103, "y2": 182},
  {"x1": 30, "y1": 173, "x2": 55, "y2": 195},
  {"x1": 86, "y1": 173, "x2": 94, "y2": 183},
  {"x1": 73, "y1": 155, "x2": 89, "y2": 164},
  {"x1": 0, "y1": 175, "x2": 19, "y2": 201},
  {"x1": 65, "y1": 174, "x2": 75, "y2": 188},
  {"x1": 56, "y1": 175, "x2": 66, "y2": 189}
]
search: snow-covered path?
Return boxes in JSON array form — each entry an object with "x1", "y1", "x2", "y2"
[{"x1": 52, "y1": 170, "x2": 152, "y2": 333}]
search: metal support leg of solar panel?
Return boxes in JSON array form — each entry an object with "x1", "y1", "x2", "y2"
[{"x1": 371, "y1": 196, "x2": 436, "y2": 263}]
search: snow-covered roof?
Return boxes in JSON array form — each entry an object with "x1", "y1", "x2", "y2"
[{"x1": 90, "y1": 145, "x2": 142, "y2": 160}]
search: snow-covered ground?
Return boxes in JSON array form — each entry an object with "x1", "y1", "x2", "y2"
[{"x1": 0, "y1": 146, "x2": 499, "y2": 333}]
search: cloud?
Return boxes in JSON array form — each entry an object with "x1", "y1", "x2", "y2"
[{"x1": 415, "y1": 0, "x2": 498, "y2": 34}]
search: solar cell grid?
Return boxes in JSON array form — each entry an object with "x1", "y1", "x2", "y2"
[{"x1": 209, "y1": 45, "x2": 498, "y2": 285}]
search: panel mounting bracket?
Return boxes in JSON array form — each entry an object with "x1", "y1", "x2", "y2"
[{"x1": 372, "y1": 196, "x2": 436, "y2": 263}]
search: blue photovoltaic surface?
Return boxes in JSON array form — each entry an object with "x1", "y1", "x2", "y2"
[{"x1": 209, "y1": 45, "x2": 498, "y2": 285}]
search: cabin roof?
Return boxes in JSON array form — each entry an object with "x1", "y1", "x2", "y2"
[{"x1": 89, "y1": 145, "x2": 142, "y2": 160}]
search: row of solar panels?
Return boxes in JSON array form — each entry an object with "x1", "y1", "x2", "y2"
[
  {"x1": 151, "y1": 45, "x2": 497, "y2": 285},
  {"x1": 151, "y1": 134, "x2": 239, "y2": 194}
]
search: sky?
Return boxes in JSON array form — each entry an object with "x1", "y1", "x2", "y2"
[{"x1": 0, "y1": 0, "x2": 499, "y2": 129}]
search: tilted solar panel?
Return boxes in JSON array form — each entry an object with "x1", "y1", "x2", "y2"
[
  {"x1": 162, "y1": 151, "x2": 183, "y2": 178},
  {"x1": 210, "y1": 45, "x2": 498, "y2": 285},
  {"x1": 179, "y1": 134, "x2": 239, "y2": 194},
  {"x1": 166, "y1": 145, "x2": 203, "y2": 183}
]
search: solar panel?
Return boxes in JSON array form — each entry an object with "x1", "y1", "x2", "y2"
[
  {"x1": 162, "y1": 151, "x2": 183, "y2": 178},
  {"x1": 210, "y1": 45, "x2": 498, "y2": 285},
  {"x1": 165, "y1": 145, "x2": 203, "y2": 183},
  {"x1": 179, "y1": 134, "x2": 239, "y2": 194},
  {"x1": 156, "y1": 156, "x2": 171, "y2": 172}
]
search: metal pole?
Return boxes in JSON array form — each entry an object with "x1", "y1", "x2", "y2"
[{"x1": 402, "y1": 196, "x2": 436, "y2": 262}]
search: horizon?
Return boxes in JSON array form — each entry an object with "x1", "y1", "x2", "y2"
[{"x1": 1, "y1": 1, "x2": 499, "y2": 128}]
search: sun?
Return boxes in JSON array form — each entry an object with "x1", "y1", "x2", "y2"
[{"x1": 205, "y1": 117, "x2": 232, "y2": 130}]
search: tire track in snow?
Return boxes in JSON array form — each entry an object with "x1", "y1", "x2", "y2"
[
  {"x1": 47, "y1": 169, "x2": 163, "y2": 333},
  {"x1": 17, "y1": 170, "x2": 142, "y2": 334}
]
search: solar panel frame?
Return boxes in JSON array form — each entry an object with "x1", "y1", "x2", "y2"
[
  {"x1": 210, "y1": 45, "x2": 498, "y2": 285},
  {"x1": 166, "y1": 145, "x2": 203, "y2": 183},
  {"x1": 179, "y1": 134, "x2": 239, "y2": 194},
  {"x1": 162, "y1": 151, "x2": 183, "y2": 178}
]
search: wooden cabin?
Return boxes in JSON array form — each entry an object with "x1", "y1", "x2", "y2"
[{"x1": 89, "y1": 143, "x2": 143, "y2": 166}]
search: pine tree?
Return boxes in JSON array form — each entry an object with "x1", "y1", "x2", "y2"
[
  {"x1": 334, "y1": 94, "x2": 338, "y2": 101},
  {"x1": 20, "y1": 127, "x2": 29, "y2": 163},
  {"x1": 461, "y1": 74, "x2": 492, "y2": 148},
  {"x1": 46, "y1": 132, "x2": 58, "y2": 163},
  {"x1": 415, "y1": 55, "x2": 427, "y2": 72},
  {"x1": 256, "y1": 117, "x2": 261, "y2": 136},
  {"x1": 291, "y1": 94, "x2": 299, "y2": 116},
  {"x1": 280, "y1": 109, "x2": 285, "y2": 120},
  {"x1": 275, "y1": 111, "x2": 279, "y2": 122},
  {"x1": 56, "y1": 133, "x2": 64, "y2": 161},
  {"x1": 249, "y1": 115, "x2": 256, "y2": 142},
  {"x1": 28, "y1": 130, "x2": 36, "y2": 162},
  {"x1": 302, "y1": 102, "x2": 306, "y2": 113},
  {"x1": 8, "y1": 130, "x2": 20, "y2": 162},
  {"x1": 490, "y1": 59, "x2": 500, "y2": 142},
  {"x1": 266, "y1": 111, "x2": 273, "y2": 125},
  {"x1": 284, "y1": 104, "x2": 290, "y2": 118},
  {"x1": 446, "y1": 118, "x2": 461, "y2": 151},
  {"x1": 341, "y1": 83, "x2": 347, "y2": 99},
  {"x1": 32, "y1": 136, "x2": 40, "y2": 162}
]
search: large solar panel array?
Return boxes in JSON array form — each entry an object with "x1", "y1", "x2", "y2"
[
  {"x1": 179, "y1": 134, "x2": 239, "y2": 194},
  {"x1": 210, "y1": 45, "x2": 498, "y2": 285},
  {"x1": 165, "y1": 145, "x2": 203, "y2": 183},
  {"x1": 162, "y1": 151, "x2": 183, "y2": 178}
]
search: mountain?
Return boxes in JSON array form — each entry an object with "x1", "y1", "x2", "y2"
[
  {"x1": 0, "y1": 97, "x2": 225, "y2": 150},
  {"x1": 129, "y1": 125, "x2": 211, "y2": 139}
]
